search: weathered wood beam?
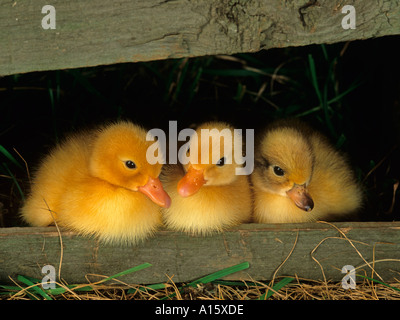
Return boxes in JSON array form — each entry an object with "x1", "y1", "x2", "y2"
[
  {"x1": 1, "y1": 222, "x2": 400, "y2": 285},
  {"x1": 1, "y1": 0, "x2": 399, "y2": 76}
]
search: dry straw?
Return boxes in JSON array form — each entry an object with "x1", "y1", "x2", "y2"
[{"x1": 2, "y1": 274, "x2": 400, "y2": 300}]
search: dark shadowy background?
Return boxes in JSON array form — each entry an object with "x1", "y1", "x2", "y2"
[{"x1": 1, "y1": 35, "x2": 399, "y2": 226}]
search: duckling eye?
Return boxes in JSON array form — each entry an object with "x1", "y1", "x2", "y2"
[
  {"x1": 273, "y1": 166, "x2": 285, "y2": 176},
  {"x1": 216, "y1": 157, "x2": 226, "y2": 167},
  {"x1": 125, "y1": 160, "x2": 136, "y2": 169}
]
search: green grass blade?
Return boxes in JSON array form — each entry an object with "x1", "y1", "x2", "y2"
[
  {"x1": 308, "y1": 54, "x2": 322, "y2": 105},
  {"x1": 259, "y1": 277, "x2": 294, "y2": 300},
  {"x1": 96, "y1": 263, "x2": 153, "y2": 284},
  {"x1": 142, "y1": 62, "x2": 163, "y2": 80},
  {"x1": 295, "y1": 106, "x2": 322, "y2": 118},
  {"x1": 213, "y1": 280, "x2": 260, "y2": 287},
  {"x1": 173, "y1": 60, "x2": 189, "y2": 101},
  {"x1": 45, "y1": 284, "x2": 94, "y2": 295},
  {"x1": 188, "y1": 262, "x2": 250, "y2": 288},
  {"x1": 45, "y1": 286, "x2": 72, "y2": 295},
  {"x1": 14, "y1": 275, "x2": 87, "y2": 296},
  {"x1": 48, "y1": 79, "x2": 59, "y2": 143},
  {"x1": 17, "y1": 275, "x2": 53, "y2": 300},
  {"x1": 235, "y1": 53, "x2": 269, "y2": 68},
  {"x1": 0, "y1": 284, "x2": 23, "y2": 296},
  {"x1": 161, "y1": 262, "x2": 250, "y2": 300},
  {"x1": 56, "y1": 263, "x2": 152, "y2": 294},
  {"x1": 234, "y1": 83, "x2": 246, "y2": 104},
  {"x1": 0, "y1": 145, "x2": 23, "y2": 169},
  {"x1": 308, "y1": 52, "x2": 337, "y2": 137},
  {"x1": 187, "y1": 66, "x2": 203, "y2": 106},
  {"x1": 335, "y1": 133, "x2": 347, "y2": 149},
  {"x1": 127, "y1": 282, "x2": 167, "y2": 294},
  {"x1": 1, "y1": 162, "x2": 25, "y2": 201},
  {"x1": 321, "y1": 44, "x2": 329, "y2": 61},
  {"x1": 145, "y1": 283, "x2": 167, "y2": 290},
  {"x1": 295, "y1": 79, "x2": 364, "y2": 118},
  {"x1": 357, "y1": 275, "x2": 400, "y2": 292},
  {"x1": 10, "y1": 263, "x2": 153, "y2": 297},
  {"x1": 322, "y1": 59, "x2": 337, "y2": 138},
  {"x1": 327, "y1": 79, "x2": 364, "y2": 105},
  {"x1": 0, "y1": 284, "x2": 21, "y2": 290}
]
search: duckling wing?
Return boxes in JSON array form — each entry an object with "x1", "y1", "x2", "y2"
[
  {"x1": 308, "y1": 134, "x2": 363, "y2": 220},
  {"x1": 20, "y1": 133, "x2": 92, "y2": 226}
]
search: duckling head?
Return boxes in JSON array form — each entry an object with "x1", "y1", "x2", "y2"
[
  {"x1": 254, "y1": 126, "x2": 315, "y2": 212},
  {"x1": 177, "y1": 122, "x2": 241, "y2": 197},
  {"x1": 89, "y1": 121, "x2": 171, "y2": 208}
]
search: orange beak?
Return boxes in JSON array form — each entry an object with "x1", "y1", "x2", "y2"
[
  {"x1": 286, "y1": 183, "x2": 314, "y2": 212},
  {"x1": 177, "y1": 166, "x2": 206, "y2": 197},
  {"x1": 138, "y1": 177, "x2": 171, "y2": 208}
]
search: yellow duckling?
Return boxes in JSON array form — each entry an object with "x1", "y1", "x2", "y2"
[
  {"x1": 20, "y1": 121, "x2": 171, "y2": 244},
  {"x1": 251, "y1": 120, "x2": 363, "y2": 223},
  {"x1": 161, "y1": 121, "x2": 253, "y2": 235}
]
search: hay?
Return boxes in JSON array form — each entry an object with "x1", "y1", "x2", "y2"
[{"x1": 2, "y1": 274, "x2": 400, "y2": 300}]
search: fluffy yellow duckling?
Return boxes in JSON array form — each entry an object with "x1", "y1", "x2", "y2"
[
  {"x1": 20, "y1": 121, "x2": 171, "y2": 244},
  {"x1": 161, "y1": 121, "x2": 252, "y2": 235},
  {"x1": 251, "y1": 120, "x2": 363, "y2": 223}
]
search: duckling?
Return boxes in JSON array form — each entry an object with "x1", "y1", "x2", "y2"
[
  {"x1": 161, "y1": 121, "x2": 252, "y2": 235},
  {"x1": 20, "y1": 121, "x2": 171, "y2": 244},
  {"x1": 251, "y1": 120, "x2": 363, "y2": 223}
]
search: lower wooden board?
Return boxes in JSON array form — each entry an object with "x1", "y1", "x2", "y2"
[{"x1": 1, "y1": 221, "x2": 400, "y2": 285}]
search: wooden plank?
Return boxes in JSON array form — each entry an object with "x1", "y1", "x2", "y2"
[
  {"x1": 1, "y1": 0, "x2": 399, "y2": 76},
  {"x1": 1, "y1": 222, "x2": 400, "y2": 285}
]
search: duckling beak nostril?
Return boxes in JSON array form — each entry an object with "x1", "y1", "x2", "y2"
[
  {"x1": 286, "y1": 183, "x2": 314, "y2": 212},
  {"x1": 304, "y1": 203, "x2": 314, "y2": 212},
  {"x1": 138, "y1": 177, "x2": 171, "y2": 208},
  {"x1": 177, "y1": 167, "x2": 206, "y2": 197}
]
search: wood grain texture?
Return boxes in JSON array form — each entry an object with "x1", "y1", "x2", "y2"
[
  {"x1": 1, "y1": 222, "x2": 400, "y2": 285},
  {"x1": 1, "y1": 0, "x2": 399, "y2": 76}
]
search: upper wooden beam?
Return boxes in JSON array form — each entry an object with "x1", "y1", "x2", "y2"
[
  {"x1": 1, "y1": 0, "x2": 399, "y2": 76},
  {"x1": 1, "y1": 222, "x2": 400, "y2": 285}
]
